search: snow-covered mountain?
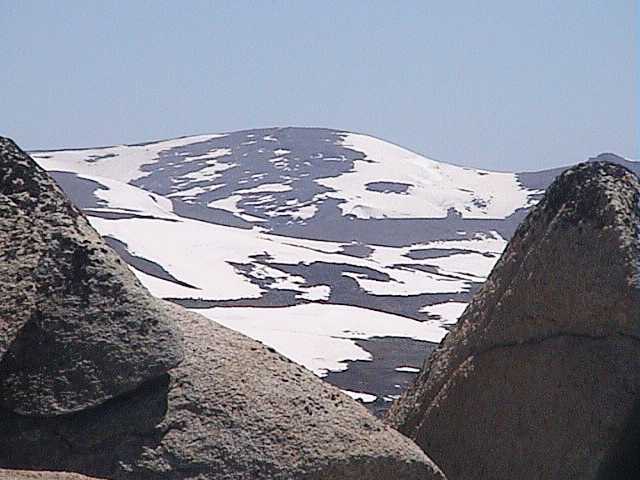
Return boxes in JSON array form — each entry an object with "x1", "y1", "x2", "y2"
[{"x1": 31, "y1": 127, "x2": 635, "y2": 415}]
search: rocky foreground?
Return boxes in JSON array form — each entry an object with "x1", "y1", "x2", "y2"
[
  {"x1": 1, "y1": 134, "x2": 637, "y2": 479},
  {"x1": 388, "y1": 161, "x2": 640, "y2": 479},
  {"x1": 0, "y1": 137, "x2": 444, "y2": 479}
]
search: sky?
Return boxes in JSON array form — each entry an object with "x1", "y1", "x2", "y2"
[{"x1": 1, "y1": 0, "x2": 637, "y2": 171}]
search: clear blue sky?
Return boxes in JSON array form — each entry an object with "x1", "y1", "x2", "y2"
[{"x1": 1, "y1": 0, "x2": 637, "y2": 171}]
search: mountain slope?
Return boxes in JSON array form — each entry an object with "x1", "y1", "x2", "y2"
[{"x1": 31, "y1": 127, "x2": 635, "y2": 414}]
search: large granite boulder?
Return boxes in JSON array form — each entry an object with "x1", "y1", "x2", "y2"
[
  {"x1": 0, "y1": 138, "x2": 184, "y2": 416},
  {"x1": 0, "y1": 470, "x2": 105, "y2": 480},
  {"x1": 387, "y1": 161, "x2": 640, "y2": 479},
  {"x1": 0, "y1": 302, "x2": 445, "y2": 480}
]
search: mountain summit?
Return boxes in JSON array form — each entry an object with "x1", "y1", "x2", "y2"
[{"x1": 30, "y1": 127, "x2": 637, "y2": 413}]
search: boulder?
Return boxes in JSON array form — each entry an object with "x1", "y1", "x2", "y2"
[
  {"x1": 0, "y1": 137, "x2": 184, "y2": 416},
  {"x1": 387, "y1": 161, "x2": 640, "y2": 479},
  {"x1": 0, "y1": 302, "x2": 445, "y2": 480},
  {"x1": 0, "y1": 470, "x2": 105, "y2": 480}
]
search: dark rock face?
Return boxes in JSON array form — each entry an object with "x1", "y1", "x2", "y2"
[
  {"x1": 387, "y1": 161, "x2": 640, "y2": 480},
  {"x1": 0, "y1": 302, "x2": 446, "y2": 480},
  {"x1": 0, "y1": 137, "x2": 184, "y2": 416}
]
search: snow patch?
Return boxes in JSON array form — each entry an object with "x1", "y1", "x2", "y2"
[
  {"x1": 196, "y1": 303, "x2": 448, "y2": 376},
  {"x1": 420, "y1": 301, "x2": 468, "y2": 325},
  {"x1": 395, "y1": 366, "x2": 420, "y2": 373},
  {"x1": 33, "y1": 134, "x2": 226, "y2": 184},
  {"x1": 299, "y1": 285, "x2": 331, "y2": 301},
  {"x1": 342, "y1": 390, "x2": 377, "y2": 403},
  {"x1": 236, "y1": 183, "x2": 292, "y2": 194},
  {"x1": 317, "y1": 133, "x2": 535, "y2": 220}
]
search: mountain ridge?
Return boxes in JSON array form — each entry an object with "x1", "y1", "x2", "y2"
[{"x1": 29, "y1": 127, "x2": 635, "y2": 415}]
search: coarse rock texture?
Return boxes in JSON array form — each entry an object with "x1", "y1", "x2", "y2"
[
  {"x1": 0, "y1": 301, "x2": 446, "y2": 480},
  {"x1": 0, "y1": 470, "x2": 105, "y2": 480},
  {"x1": 0, "y1": 137, "x2": 184, "y2": 416},
  {"x1": 387, "y1": 161, "x2": 640, "y2": 480}
]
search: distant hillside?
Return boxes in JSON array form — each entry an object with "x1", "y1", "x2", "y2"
[{"x1": 31, "y1": 127, "x2": 636, "y2": 415}]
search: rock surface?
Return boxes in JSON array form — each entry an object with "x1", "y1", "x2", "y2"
[
  {"x1": 0, "y1": 470, "x2": 105, "y2": 480},
  {"x1": 0, "y1": 301, "x2": 445, "y2": 480},
  {"x1": 387, "y1": 161, "x2": 640, "y2": 479},
  {"x1": 0, "y1": 137, "x2": 184, "y2": 416}
]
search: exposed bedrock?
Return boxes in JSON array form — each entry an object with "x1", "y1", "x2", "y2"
[
  {"x1": 0, "y1": 137, "x2": 184, "y2": 416},
  {"x1": 0, "y1": 303, "x2": 446, "y2": 480},
  {"x1": 387, "y1": 161, "x2": 640, "y2": 479}
]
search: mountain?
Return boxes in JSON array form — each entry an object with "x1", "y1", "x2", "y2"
[{"x1": 31, "y1": 127, "x2": 636, "y2": 415}]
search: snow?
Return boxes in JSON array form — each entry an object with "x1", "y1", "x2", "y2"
[
  {"x1": 83, "y1": 205, "x2": 365, "y2": 301},
  {"x1": 342, "y1": 269, "x2": 469, "y2": 296},
  {"x1": 236, "y1": 182, "x2": 292, "y2": 194},
  {"x1": 360, "y1": 236, "x2": 504, "y2": 294},
  {"x1": 32, "y1": 134, "x2": 226, "y2": 184},
  {"x1": 286, "y1": 203, "x2": 318, "y2": 220},
  {"x1": 73, "y1": 173, "x2": 176, "y2": 220},
  {"x1": 181, "y1": 148, "x2": 232, "y2": 162},
  {"x1": 81, "y1": 178, "x2": 498, "y2": 302},
  {"x1": 196, "y1": 303, "x2": 448, "y2": 376},
  {"x1": 342, "y1": 390, "x2": 377, "y2": 403},
  {"x1": 317, "y1": 133, "x2": 535, "y2": 220},
  {"x1": 421, "y1": 301, "x2": 468, "y2": 325},
  {"x1": 168, "y1": 184, "x2": 224, "y2": 198},
  {"x1": 71, "y1": 173, "x2": 503, "y2": 304},
  {"x1": 426, "y1": 251, "x2": 500, "y2": 281},
  {"x1": 415, "y1": 231, "x2": 507, "y2": 254},
  {"x1": 395, "y1": 366, "x2": 420, "y2": 373},
  {"x1": 207, "y1": 194, "x2": 243, "y2": 213},
  {"x1": 177, "y1": 161, "x2": 235, "y2": 182},
  {"x1": 245, "y1": 194, "x2": 275, "y2": 206},
  {"x1": 206, "y1": 183, "x2": 301, "y2": 214},
  {"x1": 252, "y1": 265, "x2": 310, "y2": 292},
  {"x1": 87, "y1": 215, "x2": 265, "y2": 301},
  {"x1": 129, "y1": 267, "x2": 203, "y2": 299},
  {"x1": 299, "y1": 285, "x2": 331, "y2": 301}
]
